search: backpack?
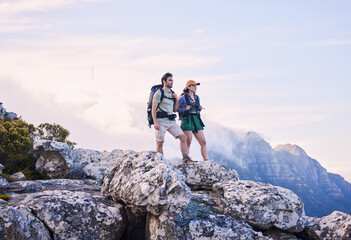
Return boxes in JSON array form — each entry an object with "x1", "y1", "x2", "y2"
[
  {"x1": 178, "y1": 93, "x2": 200, "y2": 120},
  {"x1": 147, "y1": 84, "x2": 175, "y2": 128}
]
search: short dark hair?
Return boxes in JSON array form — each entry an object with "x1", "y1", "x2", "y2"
[{"x1": 161, "y1": 72, "x2": 173, "y2": 86}]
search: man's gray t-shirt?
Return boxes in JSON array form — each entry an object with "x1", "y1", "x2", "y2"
[{"x1": 153, "y1": 89, "x2": 175, "y2": 124}]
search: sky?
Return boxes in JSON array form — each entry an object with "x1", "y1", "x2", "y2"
[{"x1": 0, "y1": 0, "x2": 350, "y2": 181}]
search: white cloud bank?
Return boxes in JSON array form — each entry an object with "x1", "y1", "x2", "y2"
[{"x1": 0, "y1": 0, "x2": 101, "y2": 15}]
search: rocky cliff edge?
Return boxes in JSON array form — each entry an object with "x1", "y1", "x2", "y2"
[{"x1": 0, "y1": 140, "x2": 350, "y2": 240}]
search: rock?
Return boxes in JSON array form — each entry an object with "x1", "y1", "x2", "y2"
[
  {"x1": 263, "y1": 229, "x2": 302, "y2": 240},
  {"x1": 0, "y1": 205, "x2": 51, "y2": 240},
  {"x1": 148, "y1": 190, "x2": 272, "y2": 240},
  {"x1": 33, "y1": 140, "x2": 73, "y2": 178},
  {"x1": 0, "y1": 199, "x2": 9, "y2": 205},
  {"x1": 102, "y1": 151, "x2": 191, "y2": 219},
  {"x1": 3, "y1": 179, "x2": 100, "y2": 194},
  {"x1": 0, "y1": 176, "x2": 9, "y2": 188},
  {"x1": 148, "y1": 214, "x2": 272, "y2": 240},
  {"x1": 0, "y1": 102, "x2": 5, "y2": 117},
  {"x1": 213, "y1": 180, "x2": 307, "y2": 232},
  {"x1": 0, "y1": 102, "x2": 17, "y2": 120},
  {"x1": 5, "y1": 112, "x2": 17, "y2": 120},
  {"x1": 7, "y1": 172, "x2": 26, "y2": 182},
  {"x1": 0, "y1": 164, "x2": 7, "y2": 188},
  {"x1": 72, "y1": 148, "x2": 102, "y2": 168},
  {"x1": 174, "y1": 160, "x2": 239, "y2": 190},
  {"x1": 305, "y1": 211, "x2": 351, "y2": 240},
  {"x1": 0, "y1": 163, "x2": 4, "y2": 174},
  {"x1": 83, "y1": 149, "x2": 126, "y2": 181},
  {"x1": 18, "y1": 190, "x2": 125, "y2": 240},
  {"x1": 71, "y1": 148, "x2": 102, "y2": 178},
  {"x1": 71, "y1": 148, "x2": 127, "y2": 181}
]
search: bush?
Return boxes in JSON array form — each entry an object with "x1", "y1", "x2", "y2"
[
  {"x1": 0, "y1": 119, "x2": 73, "y2": 179},
  {"x1": 0, "y1": 118, "x2": 32, "y2": 164},
  {"x1": 0, "y1": 194, "x2": 11, "y2": 201},
  {"x1": 33, "y1": 123, "x2": 76, "y2": 149}
]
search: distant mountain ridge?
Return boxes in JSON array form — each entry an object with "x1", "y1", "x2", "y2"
[{"x1": 208, "y1": 128, "x2": 351, "y2": 217}]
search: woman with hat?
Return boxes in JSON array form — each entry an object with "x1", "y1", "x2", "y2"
[{"x1": 178, "y1": 80, "x2": 208, "y2": 161}]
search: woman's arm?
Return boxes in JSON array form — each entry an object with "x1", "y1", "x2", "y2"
[{"x1": 178, "y1": 96, "x2": 187, "y2": 113}]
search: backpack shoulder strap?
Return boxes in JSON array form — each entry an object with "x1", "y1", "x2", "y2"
[
  {"x1": 194, "y1": 94, "x2": 200, "y2": 105},
  {"x1": 185, "y1": 93, "x2": 191, "y2": 105},
  {"x1": 159, "y1": 88, "x2": 165, "y2": 103}
]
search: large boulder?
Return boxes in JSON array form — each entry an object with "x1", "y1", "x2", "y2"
[
  {"x1": 0, "y1": 205, "x2": 51, "y2": 240},
  {"x1": 0, "y1": 176, "x2": 9, "y2": 188},
  {"x1": 72, "y1": 148, "x2": 102, "y2": 168},
  {"x1": 0, "y1": 164, "x2": 9, "y2": 188},
  {"x1": 175, "y1": 160, "x2": 239, "y2": 190},
  {"x1": 3, "y1": 179, "x2": 100, "y2": 194},
  {"x1": 148, "y1": 191, "x2": 272, "y2": 240},
  {"x1": 16, "y1": 190, "x2": 125, "y2": 240},
  {"x1": 305, "y1": 211, "x2": 351, "y2": 240},
  {"x1": 72, "y1": 148, "x2": 127, "y2": 181},
  {"x1": 213, "y1": 180, "x2": 307, "y2": 232},
  {"x1": 102, "y1": 151, "x2": 191, "y2": 219},
  {"x1": 0, "y1": 102, "x2": 17, "y2": 120},
  {"x1": 7, "y1": 172, "x2": 26, "y2": 182},
  {"x1": 82, "y1": 149, "x2": 127, "y2": 181},
  {"x1": 1, "y1": 178, "x2": 125, "y2": 239},
  {"x1": 33, "y1": 140, "x2": 73, "y2": 178}
]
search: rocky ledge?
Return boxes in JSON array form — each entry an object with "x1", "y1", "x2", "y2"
[{"x1": 1, "y1": 141, "x2": 350, "y2": 239}]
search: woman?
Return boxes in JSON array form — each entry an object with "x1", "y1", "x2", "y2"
[{"x1": 178, "y1": 80, "x2": 208, "y2": 161}]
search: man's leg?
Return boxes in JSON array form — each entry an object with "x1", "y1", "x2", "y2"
[
  {"x1": 168, "y1": 122, "x2": 195, "y2": 163},
  {"x1": 177, "y1": 133, "x2": 188, "y2": 155},
  {"x1": 156, "y1": 141, "x2": 164, "y2": 155},
  {"x1": 155, "y1": 122, "x2": 166, "y2": 155}
]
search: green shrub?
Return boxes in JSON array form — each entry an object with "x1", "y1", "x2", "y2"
[
  {"x1": 33, "y1": 123, "x2": 76, "y2": 149},
  {"x1": 0, "y1": 118, "x2": 32, "y2": 165},
  {"x1": 0, "y1": 118, "x2": 75, "y2": 179},
  {"x1": 0, "y1": 195, "x2": 10, "y2": 201}
]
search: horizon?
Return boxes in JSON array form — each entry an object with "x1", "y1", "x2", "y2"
[{"x1": 1, "y1": 0, "x2": 350, "y2": 182}]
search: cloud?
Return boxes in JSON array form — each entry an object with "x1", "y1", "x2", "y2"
[
  {"x1": 205, "y1": 105, "x2": 330, "y2": 129},
  {"x1": 133, "y1": 55, "x2": 219, "y2": 68},
  {"x1": 317, "y1": 40, "x2": 351, "y2": 46},
  {"x1": 0, "y1": 17, "x2": 51, "y2": 33},
  {"x1": 0, "y1": 34, "x2": 220, "y2": 139},
  {"x1": 0, "y1": 0, "x2": 102, "y2": 33},
  {"x1": 0, "y1": 0, "x2": 101, "y2": 15}
]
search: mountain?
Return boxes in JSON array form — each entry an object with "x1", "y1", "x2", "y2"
[{"x1": 208, "y1": 127, "x2": 351, "y2": 217}]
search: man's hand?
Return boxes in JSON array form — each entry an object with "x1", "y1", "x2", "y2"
[
  {"x1": 186, "y1": 105, "x2": 191, "y2": 111},
  {"x1": 154, "y1": 121, "x2": 160, "y2": 130}
]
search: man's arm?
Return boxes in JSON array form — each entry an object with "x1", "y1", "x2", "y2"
[
  {"x1": 172, "y1": 93, "x2": 179, "y2": 112},
  {"x1": 152, "y1": 101, "x2": 160, "y2": 130}
]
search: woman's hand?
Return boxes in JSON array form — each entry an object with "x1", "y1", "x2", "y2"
[
  {"x1": 199, "y1": 105, "x2": 203, "y2": 110},
  {"x1": 186, "y1": 105, "x2": 191, "y2": 111}
]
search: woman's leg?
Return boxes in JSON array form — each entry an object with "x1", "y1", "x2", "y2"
[
  {"x1": 194, "y1": 130, "x2": 208, "y2": 161},
  {"x1": 183, "y1": 131, "x2": 193, "y2": 153}
]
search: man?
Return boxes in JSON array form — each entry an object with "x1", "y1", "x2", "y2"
[{"x1": 152, "y1": 72, "x2": 194, "y2": 163}]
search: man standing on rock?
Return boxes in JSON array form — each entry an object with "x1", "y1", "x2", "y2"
[{"x1": 152, "y1": 72, "x2": 194, "y2": 163}]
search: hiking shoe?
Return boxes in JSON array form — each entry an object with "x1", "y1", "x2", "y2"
[{"x1": 182, "y1": 156, "x2": 195, "y2": 164}]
